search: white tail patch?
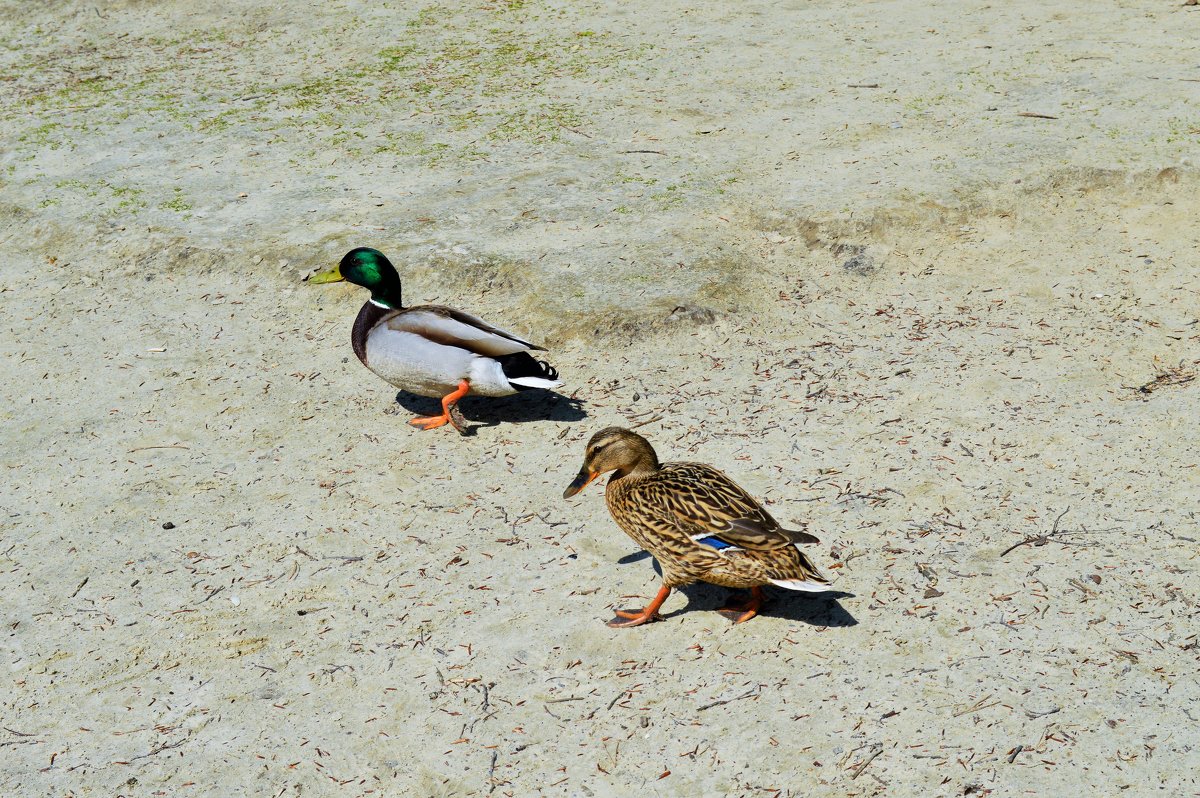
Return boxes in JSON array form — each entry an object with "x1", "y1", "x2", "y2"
[
  {"x1": 768, "y1": 578, "x2": 833, "y2": 593},
  {"x1": 508, "y1": 376, "x2": 563, "y2": 389}
]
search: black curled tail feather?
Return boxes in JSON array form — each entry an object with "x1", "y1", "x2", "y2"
[{"x1": 497, "y1": 352, "x2": 559, "y2": 390}]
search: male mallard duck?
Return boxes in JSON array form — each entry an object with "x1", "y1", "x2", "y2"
[
  {"x1": 310, "y1": 247, "x2": 562, "y2": 432},
  {"x1": 563, "y1": 427, "x2": 831, "y2": 627}
]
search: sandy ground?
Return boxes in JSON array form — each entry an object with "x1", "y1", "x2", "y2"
[{"x1": 2, "y1": 1, "x2": 1200, "y2": 796}]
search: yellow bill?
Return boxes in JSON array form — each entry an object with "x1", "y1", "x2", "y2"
[{"x1": 308, "y1": 264, "x2": 345, "y2": 284}]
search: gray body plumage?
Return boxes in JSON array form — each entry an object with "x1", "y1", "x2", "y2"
[{"x1": 355, "y1": 303, "x2": 562, "y2": 398}]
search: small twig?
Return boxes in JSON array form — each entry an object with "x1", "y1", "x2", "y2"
[
  {"x1": 628, "y1": 414, "x2": 663, "y2": 430},
  {"x1": 698, "y1": 687, "x2": 757, "y2": 712},
  {"x1": 999, "y1": 536, "x2": 1046, "y2": 558},
  {"x1": 1001, "y1": 507, "x2": 1070, "y2": 557},
  {"x1": 1135, "y1": 365, "x2": 1195, "y2": 395},
  {"x1": 1023, "y1": 706, "x2": 1061, "y2": 719},
  {"x1": 487, "y1": 749, "x2": 499, "y2": 794},
  {"x1": 847, "y1": 83, "x2": 881, "y2": 88},
  {"x1": 560, "y1": 125, "x2": 592, "y2": 138},
  {"x1": 1007, "y1": 744, "x2": 1024, "y2": 764},
  {"x1": 619, "y1": 149, "x2": 666, "y2": 155},
  {"x1": 1067, "y1": 578, "x2": 1096, "y2": 596},
  {"x1": 843, "y1": 550, "x2": 869, "y2": 566},
  {"x1": 129, "y1": 738, "x2": 187, "y2": 762},
  {"x1": 197, "y1": 585, "x2": 226, "y2": 603},
  {"x1": 69, "y1": 577, "x2": 89, "y2": 598},
  {"x1": 0, "y1": 739, "x2": 39, "y2": 748},
  {"x1": 1017, "y1": 112, "x2": 1059, "y2": 119},
  {"x1": 953, "y1": 694, "x2": 999, "y2": 717},
  {"x1": 850, "y1": 744, "x2": 884, "y2": 779},
  {"x1": 479, "y1": 682, "x2": 491, "y2": 712}
]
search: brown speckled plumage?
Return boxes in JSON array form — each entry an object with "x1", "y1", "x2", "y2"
[
  {"x1": 606, "y1": 460, "x2": 828, "y2": 589},
  {"x1": 564, "y1": 427, "x2": 831, "y2": 626}
]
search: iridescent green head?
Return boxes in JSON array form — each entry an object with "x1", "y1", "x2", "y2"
[{"x1": 310, "y1": 247, "x2": 403, "y2": 308}]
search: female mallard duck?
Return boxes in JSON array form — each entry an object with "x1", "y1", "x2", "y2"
[
  {"x1": 563, "y1": 427, "x2": 831, "y2": 627},
  {"x1": 310, "y1": 247, "x2": 562, "y2": 432}
]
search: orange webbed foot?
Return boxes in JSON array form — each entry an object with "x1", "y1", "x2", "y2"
[
  {"x1": 716, "y1": 587, "x2": 765, "y2": 624},
  {"x1": 408, "y1": 415, "x2": 450, "y2": 431},
  {"x1": 715, "y1": 606, "x2": 760, "y2": 624},
  {"x1": 408, "y1": 380, "x2": 470, "y2": 434},
  {"x1": 605, "y1": 585, "x2": 672, "y2": 628},
  {"x1": 606, "y1": 609, "x2": 663, "y2": 628}
]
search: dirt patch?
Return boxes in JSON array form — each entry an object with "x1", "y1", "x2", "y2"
[{"x1": 3, "y1": 2, "x2": 1199, "y2": 797}]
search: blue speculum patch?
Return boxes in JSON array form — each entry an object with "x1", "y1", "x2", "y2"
[{"x1": 695, "y1": 536, "x2": 735, "y2": 550}]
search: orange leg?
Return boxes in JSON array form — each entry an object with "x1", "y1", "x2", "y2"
[
  {"x1": 716, "y1": 586, "x2": 766, "y2": 624},
  {"x1": 607, "y1": 585, "x2": 672, "y2": 628},
  {"x1": 409, "y1": 380, "x2": 470, "y2": 432}
]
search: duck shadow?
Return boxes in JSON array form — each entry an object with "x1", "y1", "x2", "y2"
[
  {"x1": 616, "y1": 551, "x2": 858, "y2": 628},
  {"x1": 393, "y1": 390, "x2": 586, "y2": 433}
]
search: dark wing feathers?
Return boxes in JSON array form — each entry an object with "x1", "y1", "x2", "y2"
[
  {"x1": 385, "y1": 304, "x2": 543, "y2": 357},
  {"x1": 429, "y1": 305, "x2": 545, "y2": 350},
  {"x1": 726, "y1": 518, "x2": 819, "y2": 548}
]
